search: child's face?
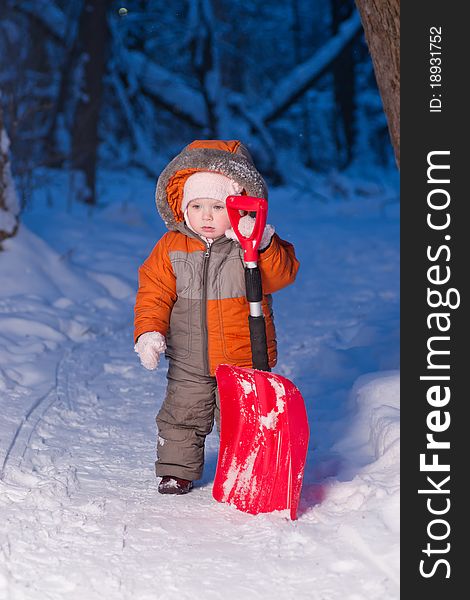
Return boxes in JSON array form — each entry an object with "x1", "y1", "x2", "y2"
[{"x1": 186, "y1": 198, "x2": 231, "y2": 239}]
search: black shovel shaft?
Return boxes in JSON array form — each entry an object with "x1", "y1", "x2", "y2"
[
  {"x1": 248, "y1": 315, "x2": 270, "y2": 371},
  {"x1": 245, "y1": 266, "x2": 263, "y2": 302},
  {"x1": 245, "y1": 266, "x2": 270, "y2": 372}
]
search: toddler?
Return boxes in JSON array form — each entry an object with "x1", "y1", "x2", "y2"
[{"x1": 134, "y1": 140, "x2": 299, "y2": 494}]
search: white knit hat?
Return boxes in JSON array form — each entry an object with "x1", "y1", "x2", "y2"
[{"x1": 182, "y1": 172, "x2": 243, "y2": 213}]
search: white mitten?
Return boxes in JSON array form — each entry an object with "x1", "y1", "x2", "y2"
[
  {"x1": 134, "y1": 331, "x2": 167, "y2": 370},
  {"x1": 225, "y1": 215, "x2": 275, "y2": 250}
]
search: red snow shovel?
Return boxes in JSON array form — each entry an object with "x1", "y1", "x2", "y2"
[{"x1": 213, "y1": 196, "x2": 309, "y2": 520}]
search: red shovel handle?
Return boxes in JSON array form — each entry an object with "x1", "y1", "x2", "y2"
[{"x1": 226, "y1": 196, "x2": 268, "y2": 263}]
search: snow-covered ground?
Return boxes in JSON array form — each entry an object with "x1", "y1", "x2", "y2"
[{"x1": 0, "y1": 168, "x2": 399, "y2": 599}]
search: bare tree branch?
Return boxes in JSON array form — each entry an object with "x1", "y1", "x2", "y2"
[
  {"x1": 12, "y1": 0, "x2": 67, "y2": 44},
  {"x1": 122, "y1": 50, "x2": 209, "y2": 129},
  {"x1": 256, "y1": 12, "x2": 362, "y2": 123}
]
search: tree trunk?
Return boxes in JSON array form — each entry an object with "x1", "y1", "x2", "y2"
[
  {"x1": 354, "y1": 0, "x2": 400, "y2": 167},
  {"x1": 189, "y1": 0, "x2": 227, "y2": 138},
  {"x1": 0, "y1": 103, "x2": 20, "y2": 247},
  {"x1": 292, "y1": 0, "x2": 315, "y2": 168},
  {"x1": 332, "y1": 0, "x2": 357, "y2": 168},
  {"x1": 71, "y1": 0, "x2": 110, "y2": 205}
]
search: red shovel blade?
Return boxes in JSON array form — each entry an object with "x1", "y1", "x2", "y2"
[{"x1": 213, "y1": 364, "x2": 309, "y2": 520}]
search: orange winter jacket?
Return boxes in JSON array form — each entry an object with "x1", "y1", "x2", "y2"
[{"x1": 134, "y1": 140, "x2": 299, "y2": 376}]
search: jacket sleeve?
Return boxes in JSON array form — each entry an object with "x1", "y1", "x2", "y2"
[
  {"x1": 134, "y1": 235, "x2": 177, "y2": 343},
  {"x1": 257, "y1": 233, "x2": 300, "y2": 294}
]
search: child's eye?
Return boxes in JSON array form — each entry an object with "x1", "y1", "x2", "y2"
[
  {"x1": 213, "y1": 205, "x2": 225, "y2": 210},
  {"x1": 191, "y1": 204, "x2": 201, "y2": 210}
]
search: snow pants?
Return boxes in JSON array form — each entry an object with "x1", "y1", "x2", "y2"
[{"x1": 155, "y1": 361, "x2": 220, "y2": 481}]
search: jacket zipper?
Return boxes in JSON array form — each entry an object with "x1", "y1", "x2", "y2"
[{"x1": 201, "y1": 241, "x2": 212, "y2": 375}]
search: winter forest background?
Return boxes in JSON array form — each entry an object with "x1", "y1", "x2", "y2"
[
  {"x1": 0, "y1": 1, "x2": 400, "y2": 598},
  {"x1": 1, "y1": 0, "x2": 395, "y2": 210}
]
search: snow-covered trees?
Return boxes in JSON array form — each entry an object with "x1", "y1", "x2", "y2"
[
  {"x1": 0, "y1": 0, "x2": 394, "y2": 207},
  {"x1": 0, "y1": 104, "x2": 20, "y2": 246}
]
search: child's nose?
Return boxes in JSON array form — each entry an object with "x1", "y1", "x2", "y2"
[{"x1": 203, "y1": 209, "x2": 213, "y2": 220}]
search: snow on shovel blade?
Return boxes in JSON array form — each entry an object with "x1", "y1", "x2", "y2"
[{"x1": 213, "y1": 364, "x2": 309, "y2": 520}]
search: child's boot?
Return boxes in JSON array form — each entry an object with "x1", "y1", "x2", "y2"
[{"x1": 158, "y1": 476, "x2": 193, "y2": 495}]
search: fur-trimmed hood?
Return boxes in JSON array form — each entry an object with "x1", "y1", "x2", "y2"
[{"x1": 155, "y1": 140, "x2": 268, "y2": 232}]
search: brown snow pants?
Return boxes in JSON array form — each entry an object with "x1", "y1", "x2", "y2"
[{"x1": 155, "y1": 362, "x2": 220, "y2": 481}]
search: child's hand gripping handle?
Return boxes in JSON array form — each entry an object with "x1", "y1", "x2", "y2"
[
  {"x1": 226, "y1": 196, "x2": 268, "y2": 264},
  {"x1": 226, "y1": 195, "x2": 270, "y2": 372}
]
